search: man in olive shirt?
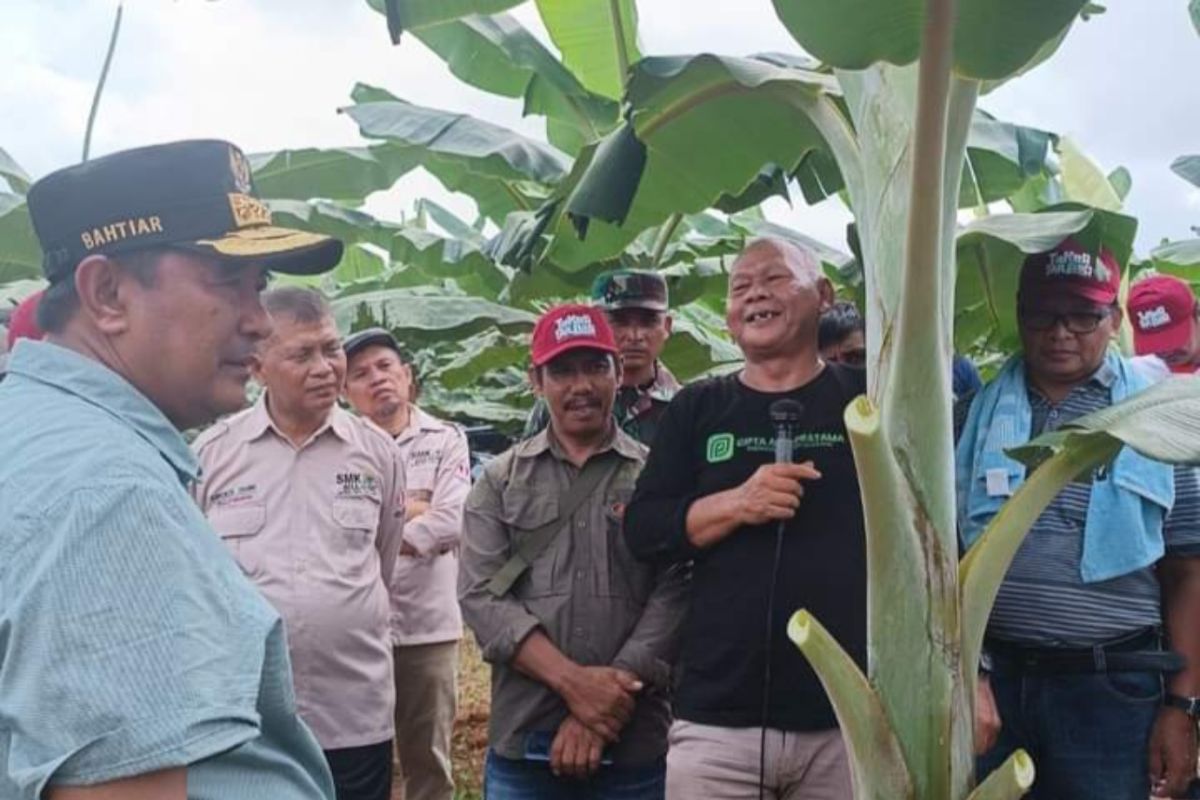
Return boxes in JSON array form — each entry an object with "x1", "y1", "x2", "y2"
[
  {"x1": 459, "y1": 304, "x2": 687, "y2": 799},
  {"x1": 524, "y1": 270, "x2": 681, "y2": 446}
]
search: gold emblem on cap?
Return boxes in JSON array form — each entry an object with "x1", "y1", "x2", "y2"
[
  {"x1": 229, "y1": 146, "x2": 253, "y2": 194},
  {"x1": 229, "y1": 193, "x2": 272, "y2": 228}
]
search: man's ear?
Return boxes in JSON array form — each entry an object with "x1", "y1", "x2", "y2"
[
  {"x1": 816, "y1": 277, "x2": 836, "y2": 313},
  {"x1": 248, "y1": 348, "x2": 267, "y2": 384},
  {"x1": 528, "y1": 365, "x2": 544, "y2": 397},
  {"x1": 74, "y1": 255, "x2": 133, "y2": 336},
  {"x1": 663, "y1": 314, "x2": 674, "y2": 336},
  {"x1": 1109, "y1": 303, "x2": 1124, "y2": 338}
]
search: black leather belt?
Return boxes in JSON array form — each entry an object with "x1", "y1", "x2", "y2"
[{"x1": 986, "y1": 627, "x2": 1186, "y2": 675}]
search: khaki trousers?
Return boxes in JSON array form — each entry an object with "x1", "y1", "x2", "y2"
[
  {"x1": 393, "y1": 641, "x2": 458, "y2": 800},
  {"x1": 665, "y1": 720, "x2": 853, "y2": 800}
]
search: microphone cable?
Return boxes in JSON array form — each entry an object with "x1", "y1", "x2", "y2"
[
  {"x1": 759, "y1": 398, "x2": 803, "y2": 800},
  {"x1": 758, "y1": 517, "x2": 788, "y2": 800}
]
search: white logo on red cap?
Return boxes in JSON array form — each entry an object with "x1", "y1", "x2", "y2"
[
  {"x1": 1046, "y1": 251, "x2": 1108, "y2": 282},
  {"x1": 554, "y1": 314, "x2": 597, "y2": 342},
  {"x1": 1137, "y1": 305, "x2": 1173, "y2": 331}
]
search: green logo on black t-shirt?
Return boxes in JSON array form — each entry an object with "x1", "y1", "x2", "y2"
[{"x1": 706, "y1": 432, "x2": 735, "y2": 463}]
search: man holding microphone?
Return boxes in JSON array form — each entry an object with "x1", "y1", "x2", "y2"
[{"x1": 623, "y1": 237, "x2": 866, "y2": 799}]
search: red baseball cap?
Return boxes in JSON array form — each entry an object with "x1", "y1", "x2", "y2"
[
  {"x1": 530, "y1": 304, "x2": 619, "y2": 368},
  {"x1": 1128, "y1": 275, "x2": 1197, "y2": 363},
  {"x1": 1019, "y1": 237, "x2": 1121, "y2": 306},
  {"x1": 6, "y1": 291, "x2": 45, "y2": 350}
]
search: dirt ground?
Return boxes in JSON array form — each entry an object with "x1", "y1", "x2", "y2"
[{"x1": 391, "y1": 636, "x2": 489, "y2": 800}]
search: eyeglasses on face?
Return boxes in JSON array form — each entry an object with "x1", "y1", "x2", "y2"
[{"x1": 1018, "y1": 307, "x2": 1111, "y2": 334}]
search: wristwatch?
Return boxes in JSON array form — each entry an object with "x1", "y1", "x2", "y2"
[{"x1": 1164, "y1": 693, "x2": 1200, "y2": 717}]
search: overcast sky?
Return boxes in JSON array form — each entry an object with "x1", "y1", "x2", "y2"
[{"x1": 2, "y1": 0, "x2": 1198, "y2": 255}]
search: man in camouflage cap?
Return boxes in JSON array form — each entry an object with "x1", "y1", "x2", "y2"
[{"x1": 524, "y1": 269, "x2": 681, "y2": 447}]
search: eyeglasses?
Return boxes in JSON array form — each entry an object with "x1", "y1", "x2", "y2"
[{"x1": 1019, "y1": 307, "x2": 1111, "y2": 334}]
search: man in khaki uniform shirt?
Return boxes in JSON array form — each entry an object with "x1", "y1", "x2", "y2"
[
  {"x1": 460, "y1": 304, "x2": 686, "y2": 800},
  {"x1": 343, "y1": 328, "x2": 471, "y2": 800},
  {"x1": 194, "y1": 288, "x2": 405, "y2": 800}
]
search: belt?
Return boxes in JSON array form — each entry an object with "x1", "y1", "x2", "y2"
[{"x1": 986, "y1": 627, "x2": 1186, "y2": 675}]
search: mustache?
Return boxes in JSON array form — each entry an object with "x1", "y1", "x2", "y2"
[{"x1": 563, "y1": 395, "x2": 602, "y2": 410}]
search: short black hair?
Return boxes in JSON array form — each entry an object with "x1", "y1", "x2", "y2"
[
  {"x1": 37, "y1": 248, "x2": 166, "y2": 333},
  {"x1": 818, "y1": 300, "x2": 865, "y2": 351},
  {"x1": 261, "y1": 286, "x2": 332, "y2": 325}
]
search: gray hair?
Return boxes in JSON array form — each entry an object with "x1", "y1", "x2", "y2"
[{"x1": 261, "y1": 286, "x2": 332, "y2": 325}]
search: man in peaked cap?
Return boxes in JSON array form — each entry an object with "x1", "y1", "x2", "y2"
[
  {"x1": 1129, "y1": 274, "x2": 1200, "y2": 376},
  {"x1": 0, "y1": 140, "x2": 342, "y2": 800},
  {"x1": 956, "y1": 238, "x2": 1200, "y2": 798},
  {"x1": 343, "y1": 327, "x2": 471, "y2": 800},
  {"x1": 524, "y1": 270, "x2": 682, "y2": 447},
  {"x1": 460, "y1": 304, "x2": 686, "y2": 799}
]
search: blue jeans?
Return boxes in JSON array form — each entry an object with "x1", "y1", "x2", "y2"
[
  {"x1": 484, "y1": 751, "x2": 665, "y2": 800},
  {"x1": 977, "y1": 669, "x2": 1162, "y2": 799}
]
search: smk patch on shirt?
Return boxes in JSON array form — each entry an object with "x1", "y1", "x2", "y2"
[
  {"x1": 335, "y1": 472, "x2": 380, "y2": 500},
  {"x1": 209, "y1": 483, "x2": 259, "y2": 507}
]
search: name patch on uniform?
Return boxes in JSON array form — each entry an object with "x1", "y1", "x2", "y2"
[
  {"x1": 80, "y1": 216, "x2": 164, "y2": 250},
  {"x1": 209, "y1": 483, "x2": 259, "y2": 506}
]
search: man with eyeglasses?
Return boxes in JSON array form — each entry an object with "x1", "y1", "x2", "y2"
[
  {"x1": 957, "y1": 239, "x2": 1200, "y2": 799},
  {"x1": 1129, "y1": 274, "x2": 1200, "y2": 377}
]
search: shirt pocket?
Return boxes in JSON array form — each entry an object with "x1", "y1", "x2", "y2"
[
  {"x1": 601, "y1": 484, "x2": 653, "y2": 602},
  {"x1": 208, "y1": 503, "x2": 266, "y2": 578},
  {"x1": 331, "y1": 498, "x2": 381, "y2": 579},
  {"x1": 500, "y1": 489, "x2": 563, "y2": 598}
]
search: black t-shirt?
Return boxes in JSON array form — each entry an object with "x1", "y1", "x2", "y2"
[{"x1": 624, "y1": 364, "x2": 867, "y2": 731}]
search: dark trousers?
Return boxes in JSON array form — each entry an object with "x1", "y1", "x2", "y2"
[
  {"x1": 324, "y1": 740, "x2": 394, "y2": 800},
  {"x1": 977, "y1": 669, "x2": 1161, "y2": 799},
  {"x1": 484, "y1": 751, "x2": 665, "y2": 800}
]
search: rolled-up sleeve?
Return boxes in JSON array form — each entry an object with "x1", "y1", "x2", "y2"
[
  {"x1": 612, "y1": 562, "x2": 689, "y2": 689},
  {"x1": 2, "y1": 483, "x2": 264, "y2": 792},
  {"x1": 457, "y1": 466, "x2": 541, "y2": 665},
  {"x1": 403, "y1": 428, "x2": 470, "y2": 556},
  {"x1": 624, "y1": 391, "x2": 704, "y2": 565}
]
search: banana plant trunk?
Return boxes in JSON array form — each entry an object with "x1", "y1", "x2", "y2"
[{"x1": 789, "y1": 0, "x2": 1024, "y2": 797}]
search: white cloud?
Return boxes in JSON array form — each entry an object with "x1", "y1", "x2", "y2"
[{"x1": 2, "y1": 0, "x2": 1196, "y2": 255}]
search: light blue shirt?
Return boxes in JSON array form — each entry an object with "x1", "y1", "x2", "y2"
[{"x1": 0, "y1": 340, "x2": 335, "y2": 799}]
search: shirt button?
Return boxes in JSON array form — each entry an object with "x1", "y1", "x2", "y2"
[
  {"x1": 575, "y1": 569, "x2": 585, "y2": 580},
  {"x1": 574, "y1": 627, "x2": 585, "y2": 637}
]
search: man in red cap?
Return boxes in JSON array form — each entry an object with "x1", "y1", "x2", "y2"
[
  {"x1": 1129, "y1": 274, "x2": 1200, "y2": 375},
  {"x1": 458, "y1": 303, "x2": 686, "y2": 799},
  {"x1": 957, "y1": 238, "x2": 1200, "y2": 798},
  {"x1": 0, "y1": 291, "x2": 45, "y2": 380},
  {"x1": 5, "y1": 290, "x2": 45, "y2": 350}
]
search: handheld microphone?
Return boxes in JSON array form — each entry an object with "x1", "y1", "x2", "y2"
[{"x1": 769, "y1": 399, "x2": 804, "y2": 464}]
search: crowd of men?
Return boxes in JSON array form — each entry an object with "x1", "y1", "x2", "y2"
[{"x1": 4, "y1": 138, "x2": 1200, "y2": 800}]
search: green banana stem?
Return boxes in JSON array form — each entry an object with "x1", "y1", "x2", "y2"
[
  {"x1": 959, "y1": 436, "x2": 1123, "y2": 680},
  {"x1": 967, "y1": 750, "x2": 1035, "y2": 800},
  {"x1": 788, "y1": 610, "x2": 914, "y2": 800}
]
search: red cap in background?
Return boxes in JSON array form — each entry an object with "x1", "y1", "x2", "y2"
[
  {"x1": 1019, "y1": 238, "x2": 1121, "y2": 306},
  {"x1": 6, "y1": 291, "x2": 45, "y2": 350},
  {"x1": 530, "y1": 304, "x2": 619, "y2": 367},
  {"x1": 1128, "y1": 275, "x2": 1197, "y2": 365}
]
